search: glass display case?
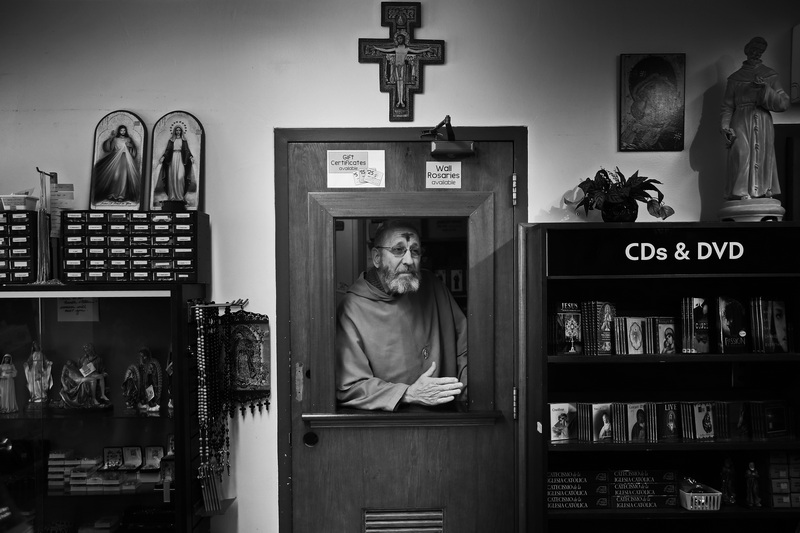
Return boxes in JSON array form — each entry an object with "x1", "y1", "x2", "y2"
[{"x1": 0, "y1": 284, "x2": 205, "y2": 533}]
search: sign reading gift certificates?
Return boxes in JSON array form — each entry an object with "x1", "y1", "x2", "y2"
[
  {"x1": 326, "y1": 150, "x2": 386, "y2": 188},
  {"x1": 425, "y1": 161, "x2": 462, "y2": 189}
]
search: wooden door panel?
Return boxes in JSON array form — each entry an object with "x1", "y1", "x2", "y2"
[
  {"x1": 279, "y1": 128, "x2": 526, "y2": 533},
  {"x1": 293, "y1": 425, "x2": 515, "y2": 532}
]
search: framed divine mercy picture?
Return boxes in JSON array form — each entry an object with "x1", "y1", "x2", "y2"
[
  {"x1": 90, "y1": 110, "x2": 147, "y2": 210},
  {"x1": 619, "y1": 53, "x2": 685, "y2": 152}
]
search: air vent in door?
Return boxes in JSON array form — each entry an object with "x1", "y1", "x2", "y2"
[{"x1": 364, "y1": 509, "x2": 444, "y2": 532}]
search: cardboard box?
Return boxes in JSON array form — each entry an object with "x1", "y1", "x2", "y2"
[{"x1": 0, "y1": 195, "x2": 37, "y2": 211}]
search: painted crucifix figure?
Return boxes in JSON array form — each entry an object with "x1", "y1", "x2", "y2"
[{"x1": 359, "y1": 3, "x2": 445, "y2": 121}]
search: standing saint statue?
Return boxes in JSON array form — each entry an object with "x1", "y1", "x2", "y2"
[
  {"x1": 23, "y1": 342, "x2": 53, "y2": 406},
  {"x1": 720, "y1": 37, "x2": 790, "y2": 210},
  {"x1": 0, "y1": 354, "x2": 19, "y2": 413}
]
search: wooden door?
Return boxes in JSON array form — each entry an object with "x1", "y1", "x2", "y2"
[{"x1": 276, "y1": 128, "x2": 527, "y2": 532}]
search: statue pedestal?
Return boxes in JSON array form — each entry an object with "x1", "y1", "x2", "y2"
[{"x1": 717, "y1": 198, "x2": 785, "y2": 222}]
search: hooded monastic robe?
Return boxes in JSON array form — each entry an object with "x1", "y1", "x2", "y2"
[{"x1": 335, "y1": 269, "x2": 467, "y2": 411}]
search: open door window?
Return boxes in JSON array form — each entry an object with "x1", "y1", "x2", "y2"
[{"x1": 298, "y1": 192, "x2": 499, "y2": 425}]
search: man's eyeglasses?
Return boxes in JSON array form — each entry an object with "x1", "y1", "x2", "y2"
[{"x1": 374, "y1": 245, "x2": 424, "y2": 258}]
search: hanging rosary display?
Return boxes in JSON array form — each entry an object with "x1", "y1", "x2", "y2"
[
  {"x1": 190, "y1": 298, "x2": 269, "y2": 513},
  {"x1": 191, "y1": 299, "x2": 236, "y2": 513}
]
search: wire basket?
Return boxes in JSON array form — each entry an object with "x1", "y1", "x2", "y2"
[{"x1": 679, "y1": 485, "x2": 721, "y2": 511}]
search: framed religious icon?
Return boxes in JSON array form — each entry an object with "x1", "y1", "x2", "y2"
[
  {"x1": 149, "y1": 110, "x2": 204, "y2": 211},
  {"x1": 619, "y1": 53, "x2": 686, "y2": 151},
  {"x1": 89, "y1": 110, "x2": 147, "y2": 210},
  {"x1": 224, "y1": 310, "x2": 271, "y2": 415}
]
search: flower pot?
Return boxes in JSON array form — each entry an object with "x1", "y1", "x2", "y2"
[{"x1": 601, "y1": 198, "x2": 639, "y2": 222}]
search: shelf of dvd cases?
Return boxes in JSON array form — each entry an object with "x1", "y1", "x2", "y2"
[
  {"x1": 521, "y1": 222, "x2": 800, "y2": 533},
  {"x1": 0, "y1": 285, "x2": 207, "y2": 533}
]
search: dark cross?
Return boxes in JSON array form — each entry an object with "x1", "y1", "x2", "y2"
[{"x1": 358, "y1": 2, "x2": 445, "y2": 122}]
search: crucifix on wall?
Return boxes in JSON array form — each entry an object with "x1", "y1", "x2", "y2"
[{"x1": 358, "y1": 2, "x2": 445, "y2": 122}]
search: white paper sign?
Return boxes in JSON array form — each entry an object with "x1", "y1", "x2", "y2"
[
  {"x1": 326, "y1": 150, "x2": 386, "y2": 188},
  {"x1": 57, "y1": 297, "x2": 100, "y2": 322},
  {"x1": 425, "y1": 161, "x2": 462, "y2": 189}
]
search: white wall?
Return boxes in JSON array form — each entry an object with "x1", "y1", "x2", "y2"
[{"x1": 2, "y1": 1, "x2": 800, "y2": 531}]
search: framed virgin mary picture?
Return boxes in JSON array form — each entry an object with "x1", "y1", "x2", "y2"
[
  {"x1": 89, "y1": 110, "x2": 147, "y2": 210},
  {"x1": 149, "y1": 110, "x2": 204, "y2": 211},
  {"x1": 619, "y1": 53, "x2": 685, "y2": 152}
]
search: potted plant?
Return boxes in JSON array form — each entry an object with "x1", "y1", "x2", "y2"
[{"x1": 567, "y1": 167, "x2": 675, "y2": 222}]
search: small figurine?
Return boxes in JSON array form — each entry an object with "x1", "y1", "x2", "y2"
[
  {"x1": 122, "y1": 347, "x2": 163, "y2": 412},
  {"x1": 0, "y1": 354, "x2": 19, "y2": 413},
  {"x1": 745, "y1": 461, "x2": 761, "y2": 507},
  {"x1": 721, "y1": 457, "x2": 736, "y2": 505},
  {"x1": 23, "y1": 342, "x2": 53, "y2": 406},
  {"x1": 59, "y1": 343, "x2": 110, "y2": 408}
]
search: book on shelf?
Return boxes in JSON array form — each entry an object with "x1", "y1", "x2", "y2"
[
  {"x1": 592, "y1": 403, "x2": 613, "y2": 442},
  {"x1": 580, "y1": 301, "x2": 615, "y2": 356},
  {"x1": 611, "y1": 402, "x2": 627, "y2": 444},
  {"x1": 715, "y1": 400, "x2": 750, "y2": 441},
  {"x1": 682, "y1": 297, "x2": 711, "y2": 353},
  {"x1": 553, "y1": 302, "x2": 583, "y2": 355},
  {"x1": 624, "y1": 317, "x2": 646, "y2": 355},
  {"x1": 626, "y1": 402, "x2": 650, "y2": 443},
  {"x1": 716, "y1": 296, "x2": 749, "y2": 353},
  {"x1": 651, "y1": 317, "x2": 677, "y2": 355},
  {"x1": 752, "y1": 297, "x2": 791, "y2": 353},
  {"x1": 749, "y1": 400, "x2": 791, "y2": 440},
  {"x1": 692, "y1": 402, "x2": 715, "y2": 440},
  {"x1": 549, "y1": 402, "x2": 577, "y2": 443},
  {"x1": 656, "y1": 402, "x2": 681, "y2": 442},
  {"x1": 596, "y1": 302, "x2": 616, "y2": 356}
]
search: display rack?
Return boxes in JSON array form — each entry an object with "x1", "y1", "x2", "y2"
[{"x1": 520, "y1": 222, "x2": 800, "y2": 533}]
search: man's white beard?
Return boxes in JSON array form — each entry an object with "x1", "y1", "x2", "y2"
[{"x1": 379, "y1": 263, "x2": 420, "y2": 294}]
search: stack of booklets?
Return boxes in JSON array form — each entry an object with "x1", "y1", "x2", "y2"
[
  {"x1": 682, "y1": 295, "x2": 793, "y2": 354},
  {"x1": 578, "y1": 402, "x2": 614, "y2": 443},
  {"x1": 580, "y1": 301, "x2": 616, "y2": 356},
  {"x1": 552, "y1": 399, "x2": 791, "y2": 445},
  {"x1": 69, "y1": 462, "x2": 100, "y2": 494},
  {"x1": 47, "y1": 451, "x2": 69, "y2": 494},
  {"x1": 614, "y1": 316, "x2": 677, "y2": 355},
  {"x1": 678, "y1": 401, "x2": 715, "y2": 441},
  {"x1": 546, "y1": 469, "x2": 678, "y2": 509},
  {"x1": 86, "y1": 470, "x2": 105, "y2": 495},
  {"x1": 546, "y1": 470, "x2": 610, "y2": 509},
  {"x1": 610, "y1": 469, "x2": 678, "y2": 509},
  {"x1": 681, "y1": 297, "x2": 711, "y2": 353}
]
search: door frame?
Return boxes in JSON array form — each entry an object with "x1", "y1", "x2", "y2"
[{"x1": 275, "y1": 127, "x2": 528, "y2": 532}]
